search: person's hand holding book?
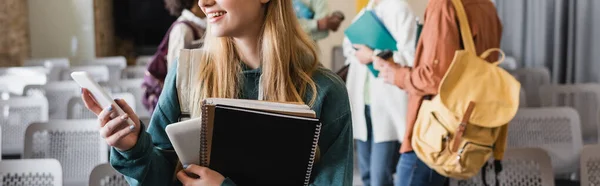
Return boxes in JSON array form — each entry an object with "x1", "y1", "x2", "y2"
[
  {"x1": 353, "y1": 44, "x2": 375, "y2": 64},
  {"x1": 177, "y1": 164, "x2": 226, "y2": 186},
  {"x1": 373, "y1": 56, "x2": 408, "y2": 86}
]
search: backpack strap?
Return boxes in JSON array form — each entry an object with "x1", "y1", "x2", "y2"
[
  {"x1": 178, "y1": 21, "x2": 202, "y2": 40},
  {"x1": 176, "y1": 48, "x2": 203, "y2": 120},
  {"x1": 157, "y1": 21, "x2": 202, "y2": 57},
  {"x1": 451, "y1": 0, "x2": 476, "y2": 54}
]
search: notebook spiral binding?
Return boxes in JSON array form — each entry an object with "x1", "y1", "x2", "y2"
[
  {"x1": 200, "y1": 102, "x2": 209, "y2": 167},
  {"x1": 304, "y1": 123, "x2": 322, "y2": 186}
]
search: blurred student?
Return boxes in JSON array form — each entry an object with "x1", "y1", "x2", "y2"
[
  {"x1": 294, "y1": 0, "x2": 344, "y2": 42},
  {"x1": 343, "y1": 0, "x2": 426, "y2": 185},
  {"x1": 164, "y1": 0, "x2": 207, "y2": 69},
  {"x1": 373, "y1": 0, "x2": 503, "y2": 185},
  {"x1": 83, "y1": 0, "x2": 353, "y2": 185},
  {"x1": 142, "y1": 0, "x2": 207, "y2": 113}
]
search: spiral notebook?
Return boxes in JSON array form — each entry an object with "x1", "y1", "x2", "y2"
[{"x1": 166, "y1": 98, "x2": 321, "y2": 186}]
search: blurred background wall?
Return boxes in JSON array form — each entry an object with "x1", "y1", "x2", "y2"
[{"x1": 0, "y1": 0, "x2": 29, "y2": 67}]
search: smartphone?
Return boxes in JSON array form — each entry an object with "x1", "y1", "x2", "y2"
[
  {"x1": 71, "y1": 71, "x2": 135, "y2": 126},
  {"x1": 367, "y1": 50, "x2": 394, "y2": 77}
]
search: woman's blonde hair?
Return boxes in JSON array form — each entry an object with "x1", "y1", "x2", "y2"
[{"x1": 190, "y1": 0, "x2": 320, "y2": 117}]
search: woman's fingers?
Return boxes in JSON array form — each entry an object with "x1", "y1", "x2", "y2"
[
  {"x1": 177, "y1": 170, "x2": 195, "y2": 183},
  {"x1": 100, "y1": 113, "x2": 131, "y2": 138},
  {"x1": 104, "y1": 120, "x2": 135, "y2": 147},
  {"x1": 81, "y1": 88, "x2": 102, "y2": 115},
  {"x1": 97, "y1": 105, "x2": 114, "y2": 128}
]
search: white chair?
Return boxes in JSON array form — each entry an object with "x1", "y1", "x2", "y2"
[
  {"x1": 540, "y1": 84, "x2": 600, "y2": 144},
  {"x1": 121, "y1": 66, "x2": 146, "y2": 79},
  {"x1": 109, "y1": 79, "x2": 150, "y2": 117},
  {"x1": 67, "y1": 97, "x2": 97, "y2": 120},
  {"x1": 519, "y1": 89, "x2": 527, "y2": 108},
  {"x1": 24, "y1": 120, "x2": 108, "y2": 186},
  {"x1": 0, "y1": 159, "x2": 63, "y2": 186},
  {"x1": 89, "y1": 163, "x2": 128, "y2": 186},
  {"x1": 24, "y1": 58, "x2": 70, "y2": 67},
  {"x1": 581, "y1": 145, "x2": 600, "y2": 186},
  {"x1": 511, "y1": 67, "x2": 551, "y2": 107},
  {"x1": 32, "y1": 81, "x2": 81, "y2": 119},
  {"x1": 0, "y1": 125, "x2": 2, "y2": 160},
  {"x1": 507, "y1": 107, "x2": 583, "y2": 179},
  {"x1": 0, "y1": 67, "x2": 48, "y2": 95},
  {"x1": 136, "y1": 55, "x2": 153, "y2": 66},
  {"x1": 83, "y1": 56, "x2": 127, "y2": 82},
  {"x1": 0, "y1": 96, "x2": 49, "y2": 156},
  {"x1": 61, "y1": 65, "x2": 110, "y2": 83},
  {"x1": 24, "y1": 58, "x2": 70, "y2": 82},
  {"x1": 67, "y1": 93, "x2": 136, "y2": 119},
  {"x1": 450, "y1": 148, "x2": 555, "y2": 186}
]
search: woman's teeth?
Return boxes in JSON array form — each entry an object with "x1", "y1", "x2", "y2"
[{"x1": 209, "y1": 12, "x2": 226, "y2": 18}]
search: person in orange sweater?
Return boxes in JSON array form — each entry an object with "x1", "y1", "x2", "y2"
[{"x1": 372, "y1": 0, "x2": 504, "y2": 185}]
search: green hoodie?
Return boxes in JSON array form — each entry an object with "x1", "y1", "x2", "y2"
[{"x1": 110, "y1": 62, "x2": 354, "y2": 186}]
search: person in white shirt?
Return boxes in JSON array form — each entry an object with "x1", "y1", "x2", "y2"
[
  {"x1": 164, "y1": 0, "x2": 207, "y2": 69},
  {"x1": 343, "y1": 0, "x2": 427, "y2": 185}
]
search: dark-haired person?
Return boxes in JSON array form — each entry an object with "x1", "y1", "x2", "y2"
[{"x1": 164, "y1": 0, "x2": 207, "y2": 69}]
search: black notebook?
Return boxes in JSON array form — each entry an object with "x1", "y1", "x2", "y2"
[
  {"x1": 163, "y1": 98, "x2": 319, "y2": 186},
  {"x1": 202, "y1": 105, "x2": 320, "y2": 185}
]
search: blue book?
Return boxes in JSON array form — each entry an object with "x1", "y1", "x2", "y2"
[
  {"x1": 344, "y1": 11, "x2": 397, "y2": 76},
  {"x1": 293, "y1": 0, "x2": 314, "y2": 19},
  {"x1": 345, "y1": 10, "x2": 397, "y2": 51}
]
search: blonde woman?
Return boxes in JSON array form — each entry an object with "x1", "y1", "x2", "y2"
[{"x1": 81, "y1": 0, "x2": 353, "y2": 185}]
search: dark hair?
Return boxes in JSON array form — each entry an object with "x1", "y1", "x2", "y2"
[{"x1": 164, "y1": 0, "x2": 197, "y2": 16}]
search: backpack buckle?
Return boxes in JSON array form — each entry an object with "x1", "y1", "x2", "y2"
[{"x1": 451, "y1": 102, "x2": 476, "y2": 152}]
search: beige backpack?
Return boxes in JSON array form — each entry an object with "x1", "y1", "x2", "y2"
[{"x1": 411, "y1": 0, "x2": 521, "y2": 180}]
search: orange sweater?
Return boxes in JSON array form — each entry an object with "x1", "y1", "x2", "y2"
[{"x1": 395, "y1": 0, "x2": 506, "y2": 159}]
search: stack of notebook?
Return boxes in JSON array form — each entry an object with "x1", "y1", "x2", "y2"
[{"x1": 165, "y1": 98, "x2": 322, "y2": 185}]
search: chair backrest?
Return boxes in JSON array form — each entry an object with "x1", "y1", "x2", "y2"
[
  {"x1": 89, "y1": 163, "x2": 128, "y2": 186},
  {"x1": 67, "y1": 97, "x2": 97, "y2": 120},
  {"x1": 61, "y1": 65, "x2": 110, "y2": 83},
  {"x1": 38, "y1": 81, "x2": 81, "y2": 119},
  {"x1": 0, "y1": 75, "x2": 46, "y2": 96},
  {"x1": 136, "y1": 55, "x2": 152, "y2": 67},
  {"x1": 24, "y1": 120, "x2": 108, "y2": 186},
  {"x1": 0, "y1": 159, "x2": 63, "y2": 186},
  {"x1": 24, "y1": 58, "x2": 70, "y2": 82},
  {"x1": 67, "y1": 93, "x2": 136, "y2": 119},
  {"x1": 519, "y1": 89, "x2": 527, "y2": 108},
  {"x1": 24, "y1": 58, "x2": 70, "y2": 67},
  {"x1": 507, "y1": 107, "x2": 583, "y2": 178},
  {"x1": 539, "y1": 84, "x2": 600, "y2": 144},
  {"x1": 511, "y1": 67, "x2": 551, "y2": 107},
  {"x1": 109, "y1": 79, "x2": 150, "y2": 117},
  {"x1": 331, "y1": 46, "x2": 346, "y2": 73},
  {"x1": 581, "y1": 145, "x2": 600, "y2": 186},
  {"x1": 0, "y1": 125, "x2": 2, "y2": 160},
  {"x1": 450, "y1": 148, "x2": 555, "y2": 186},
  {"x1": 0, "y1": 67, "x2": 48, "y2": 95},
  {"x1": 0, "y1": 96, "x2": 49, "y2": 155},
  {"x1": 121, "y1": 66, "x2": 146, "y2": 79},
  {"x1": 83, "y1": 56, "x2": 127, "y2": 82}
]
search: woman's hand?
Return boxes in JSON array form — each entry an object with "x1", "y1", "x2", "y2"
[
  {"x1": 373, "y1": 56, "x2": 407, "y2": 86},
  {"x1": 177, "y1": 165, "x2": 226, "y2": 186},
  {"x1": 81, "y1": 88, "x2": 141, "y2": 151},
  {"x1": 353, "y1": 44, "x2": 374, "y2": 64}
]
